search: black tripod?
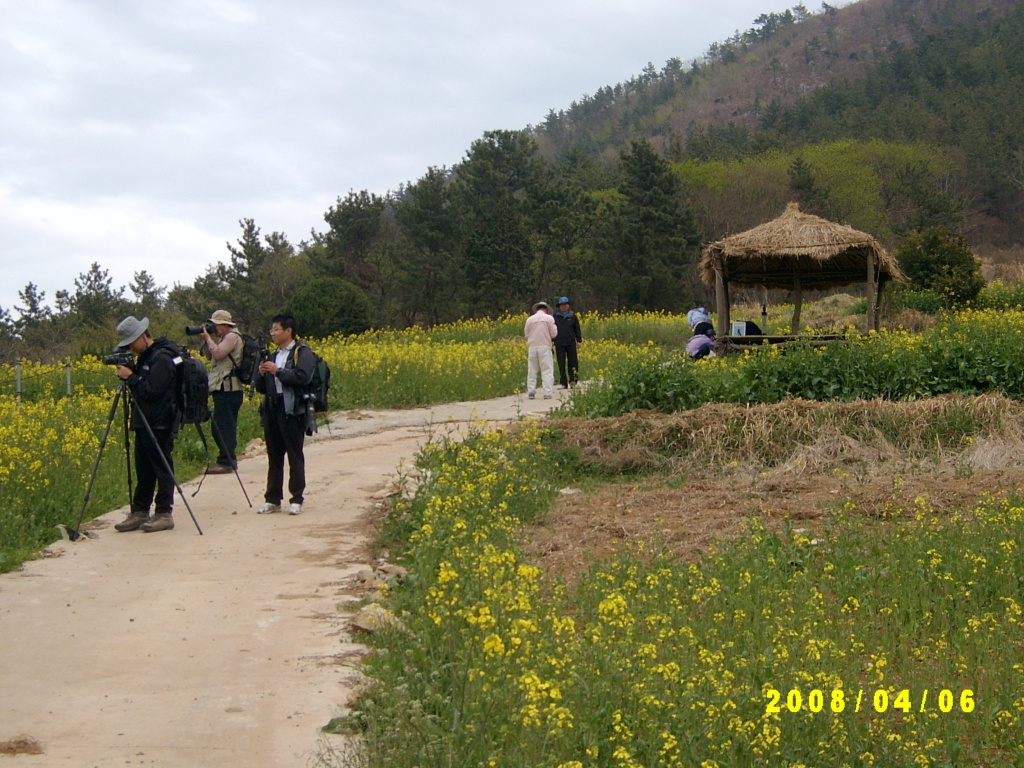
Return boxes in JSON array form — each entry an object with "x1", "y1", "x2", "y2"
[
  {"x1": 70, "y1": 380, "x2": 203, "y2": 539},
  {"x1": 192, "y1": 415, "x2": 252, "y2": 508}
]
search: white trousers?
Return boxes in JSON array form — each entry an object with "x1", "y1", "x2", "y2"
[{"x1": 527, "y1": 346, "x2": 554, "y2": 397}]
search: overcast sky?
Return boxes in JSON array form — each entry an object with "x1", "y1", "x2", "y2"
[{"x1": 1, "y1": 0, "x2": 805, "y2": 316}]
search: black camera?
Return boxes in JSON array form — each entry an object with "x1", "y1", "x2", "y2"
[
  {"x1": 102, "y1": 351, "x2": 135, "y2": 367},
  {"x1": 184, "y1": 321, "x2": 215, "y2": 336}
]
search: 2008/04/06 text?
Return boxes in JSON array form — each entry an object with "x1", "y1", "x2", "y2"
[{"x1": 765, "y1": 688, "x2": 975, "y2": 715}]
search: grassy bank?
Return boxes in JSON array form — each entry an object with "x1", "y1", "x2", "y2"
[
  {"x1": 569, "y1": 309, "x2": 1024, "y2": 417},
  {"x1": 346, "y1": 407, "x2": 1024, "y2": 767}
]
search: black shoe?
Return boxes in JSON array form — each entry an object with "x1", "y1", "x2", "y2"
[{"x1": 206, "y1": 464, "x2": 233, "y2": 475}]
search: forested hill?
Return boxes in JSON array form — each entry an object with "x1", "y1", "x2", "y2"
[{"x1": 533, "y1": 0, "x2": 1017, "y2": 167}]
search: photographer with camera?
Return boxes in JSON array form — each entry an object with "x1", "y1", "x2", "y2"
[
  {"x1": 254, "y1": 314, "x2": 315, "y2": 516},
  {"x1": 193, "y1": 310, "x2": 245, "y2": 474},
  {"x1": 111, "y1": 316, "x2": 181, "y2": 533}
]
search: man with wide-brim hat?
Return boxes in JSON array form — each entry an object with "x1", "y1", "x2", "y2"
[
  {"x1": 111, "y1": 315, "x2": 182, "y2": 533},
  {"x1": 199, "y1": 310, "x2": 245, "y2": 474}
]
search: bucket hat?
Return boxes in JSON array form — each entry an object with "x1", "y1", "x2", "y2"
[
  {"x1": 116, "y1": 316, "x2": 149, "y2": 348},
  {"x1": 208, "y1": 309, "x2": 236, "y2": 326}
]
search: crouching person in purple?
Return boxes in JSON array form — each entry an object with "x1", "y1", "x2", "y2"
[{"x1": 686, "y1": 321, "x2": 717, "y2": 360}]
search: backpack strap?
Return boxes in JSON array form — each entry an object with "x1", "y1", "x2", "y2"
[
  {"x1": 223, "y1": 329, "x2": 243, "y2": 374},
  {"x1": 292, "y1": 340, "x2": 310, "y2": 368}
]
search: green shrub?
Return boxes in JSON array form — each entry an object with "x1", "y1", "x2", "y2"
[
  {"x1": 895, "y1": 228, "x2": 985, "y2": 307},
  {"x1": 282, "y1": 277, "x2": 372, "y2": 338},
  {"x1": 890, "y1": 287, "x2": 946, "y2": 314}
]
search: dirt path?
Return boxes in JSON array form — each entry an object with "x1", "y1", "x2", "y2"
[{"x1": 0, "y1": 391, "x2": 565, "y2": 767}]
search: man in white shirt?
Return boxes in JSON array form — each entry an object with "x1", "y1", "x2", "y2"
[
  {"x1": 524, "y1": 302, "x2": 557, "y2": 399},
  {"x1": 253, "y1": 314, "x2": 316, "y2": 515}
]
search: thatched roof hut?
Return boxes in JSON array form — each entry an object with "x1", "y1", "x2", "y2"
[{"x1": 700, "y1": 202, "x2": 904, "y2": 333}]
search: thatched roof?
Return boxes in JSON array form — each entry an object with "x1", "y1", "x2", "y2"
[{"x1": 700, "y1": 202, "x2": 904, "y2": 289}]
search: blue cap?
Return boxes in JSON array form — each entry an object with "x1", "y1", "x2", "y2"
[{"x1": 558, "y1": 296, "x2": 570, "y2": 305}]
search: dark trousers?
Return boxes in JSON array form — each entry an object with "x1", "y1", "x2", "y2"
[
  {"x1": 556, "y1": 344, "x2": 579, "y2": 387},
  {"x1": 211, "y1": 389, "x2": 243, "y2": 468},
  {"x1": 132, "y1": 427, "x2": 176, "y2": 514},
  {"x1": 691, "y1": 342, "x2": 714, "y2": 360},
  {"x1": 264, "y1": 402, "x2": 306, "y2": 505}
]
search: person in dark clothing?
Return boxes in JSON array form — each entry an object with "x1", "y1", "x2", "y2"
[
  {"x1": 254, "y1": 314, "x2": 316, "y2": 516},
  {"x1": 112, "y1": 316, "x2": 181, "y2": 533},
  {"x1": 553, "y1": 296, "x2": 583, "y2": 389}
]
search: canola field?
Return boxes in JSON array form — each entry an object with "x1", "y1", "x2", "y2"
[
  {"x1": 359, "y1": 422, "x2": 1024, "y2": 768},
  {"x1": 0, "y1": 312, "x2": 665, "y2": 571}
]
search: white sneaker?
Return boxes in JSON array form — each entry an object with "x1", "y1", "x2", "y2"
[
  {"x1": 287, "y1": 503, "x2": 303, "y2": 515},
  {"x1": 257, "y1": 502, "x2": 280, "y2": 514}
]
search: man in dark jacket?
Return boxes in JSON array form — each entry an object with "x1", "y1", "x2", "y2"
[
  {"x1": 112, "y1": 316, "x2": 181, "y2": 533},
  {"x1": 553, "y1": 296, "x2": 583, "y2": 389},
  {"x1": 254, "y1": 314, "x2": 315, "y2": 516}
]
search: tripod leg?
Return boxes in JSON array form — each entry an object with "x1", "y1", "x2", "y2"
[
  {"x1": 129, "y1": 395, "x2": 204, "y2": 536},
  {"x1": 122, "y1": 388, "x2": 134, "y2": 505},
  {"x1": 208, "y1": 416, "x2": 252, "y2": 507},
  {"x1": 189, "y1": 422, "x2": 212, "y2": 498},
  {"x1": 71, "y1": 386, "x2": 123, "y2": 540}
]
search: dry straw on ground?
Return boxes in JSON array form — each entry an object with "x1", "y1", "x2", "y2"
[
  {"x1": 526, "y1": 395, "x2": 1024, "y2": 582},
  {"x1": 550, "y1": 393, "x2": 1024, "y2": 474}
]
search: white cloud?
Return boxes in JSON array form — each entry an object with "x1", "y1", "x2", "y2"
[{"x1": 0, "y1": 0, "x2": 797, "y2": 314}]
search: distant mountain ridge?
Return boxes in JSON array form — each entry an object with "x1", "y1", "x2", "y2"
[{"x1": 532, "y1": 0, "x2": 1017, "y2": 165}]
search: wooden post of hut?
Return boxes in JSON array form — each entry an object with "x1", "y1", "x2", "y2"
[
  {"x1": 714, "y1": 254, "x2": 730, "y2": 333},
  {"x1": 874, "y1": 281, "x2": 885, "y2": 332},
  {"x1": 866, "y1": 250, "x2": 877, "y2": 331}
]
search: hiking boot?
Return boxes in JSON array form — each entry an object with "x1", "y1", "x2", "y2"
[
  {"x1": 527, "y1": 392, "x2": 535, "y2": 399},
  {"x1": 257, "y1": 502, "x2": 280, "y2": 514},
  {"x1": 287, "y1": 503, "x2": 303, "y2": 515},
  {"x1": 140, "y1": 513, "x2": 174, "y2": 533},
  {"x1": 206, "y1": 464, "x2": 233, "y2": 475},
  {"x1": 114, "y1": 512, "x2": 150, "y2": 532}
]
